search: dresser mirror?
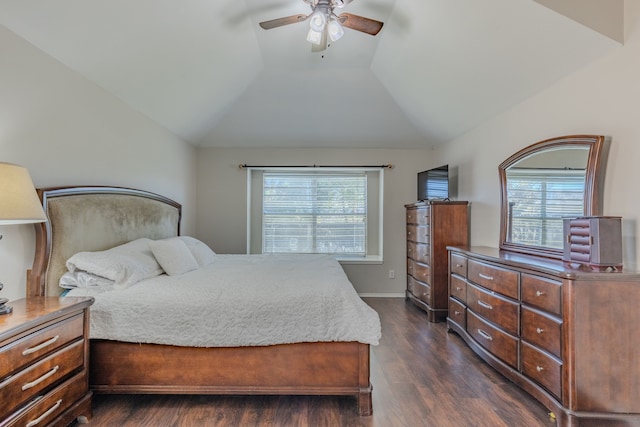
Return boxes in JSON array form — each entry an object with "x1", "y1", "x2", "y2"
[{"x1": 499, "y1": 135, "x2": 608, "y2": 258}]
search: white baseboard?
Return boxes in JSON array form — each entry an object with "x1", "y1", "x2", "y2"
[{"x1": 358, "y1": 293, "x2": 405, "y2": 298}]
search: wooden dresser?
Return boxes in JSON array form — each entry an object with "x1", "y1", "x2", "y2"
[
  {"x1": 405, "y1": 201, "x2": 468, "y2": 322},
  {"x1": 447, "y1": 246, "x2": 640, "y2": 426},
  {"x1": 0, "y1": 297, "x2": 93, "y2": 427}
]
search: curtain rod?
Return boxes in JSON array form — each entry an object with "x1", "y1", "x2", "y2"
[{"x1": 239, "y1": 164, "x2": 393, "y2": 169}]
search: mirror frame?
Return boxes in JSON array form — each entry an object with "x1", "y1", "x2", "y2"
[{"x1": 499, "y1": 135, "x2": 609, "y2": 259}]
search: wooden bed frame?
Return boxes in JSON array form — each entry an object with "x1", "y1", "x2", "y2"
[{"x1": 27, "y1": 186, "x2": 373, "y2": 416}]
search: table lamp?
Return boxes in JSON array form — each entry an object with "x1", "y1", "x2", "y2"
[{"x1": 0, "y1": 162, "x2": 47, "y2": 314}]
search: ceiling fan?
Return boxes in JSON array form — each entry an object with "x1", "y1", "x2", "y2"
[{"x1": 259, "y1": 0, "x2": 383, "y2": 51}]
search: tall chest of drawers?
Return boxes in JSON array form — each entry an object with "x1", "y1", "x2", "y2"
[
  {"x1": 405, "y1": 201, "x2": 468, "y2": 322},
  {"x1": 447, "y1": 246, "x2": 640, "y2": 426},
  {"x1": 0, "y1": 297, "x2": 93, "y2": 427}
]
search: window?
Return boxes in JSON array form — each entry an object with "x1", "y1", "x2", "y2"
[
  {"x1": 507, "y1": 168, "x2": 586, "y2": 248},
  {"x1": 247, "y1": 168, "x2": 383, "y2": 263}
]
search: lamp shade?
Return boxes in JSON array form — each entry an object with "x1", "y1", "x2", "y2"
[{"x1": 0, "y1": 162, "x2": 47, "y2": 225}]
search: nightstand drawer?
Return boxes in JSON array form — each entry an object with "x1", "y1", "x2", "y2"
[
  {"x1": 0, "y1": 314, "x2": 84, "y2": 380},
  {"x1": 0, "y1": 340, "x2": 84, "y2": 417},
  {"x1": 5, "y1": 370, "x2": 89, "y2": 427}
]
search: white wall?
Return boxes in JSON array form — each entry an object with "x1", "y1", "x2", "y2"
[
  {"x1": 0, "y1": 25, "x2": 196, "y2": 301},
  {"x1": 195, "y1": 147, "x2": 437, "y2": 295},
  {"x1": 433, "y1": 0, "x2": 640, "y2": 271}
]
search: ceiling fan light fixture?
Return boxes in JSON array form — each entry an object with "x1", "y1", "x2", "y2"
[
  {"x1": 328, "y1": 19, "x2": 344, "y2": 41},
  {"x1": 306, "y1": 28, "x2": 323, "y2": 45},
  {"x1": 309, "y1": 11, "x2": 327, "y2": 32}
]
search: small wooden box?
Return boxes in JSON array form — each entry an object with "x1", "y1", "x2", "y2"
[{"x1": 562, "y1": 216, "x2": 622, "y2": 271}]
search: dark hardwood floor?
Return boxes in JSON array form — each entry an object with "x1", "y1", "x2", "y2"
[{"x1": 80, "y1": 298, "x2": 555, "y2": 427}]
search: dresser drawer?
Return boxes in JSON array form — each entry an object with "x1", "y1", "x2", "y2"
[
  {"x1": 521, "y1": 306, "x2": 562, "y2": 358},
  {"x1": 0, "y1": 314, "x2": 84, "y2": 380},
  {"x1": 466, "y1": 283, "x2": 519, "y2": 336},
  {"x1": 407, "y1": 258, "x2": 415, "y2": 277},
  {"x1": 407, "y1": 242, "x2": 430, "y2": 264},
  {"x1": 448, "y1": 298, "x2": 466, "y2": 329},
  {"x1": 450, "y1": 253, "x2": 467, "y2": 278},
  {"x1": 406, "y1": 207, "x2": 429, "y2": 225},
  {"x1": 450, "y1": 274, "x2": 467, "y2": 301},
  {"x1": 468, "y1": 260, "x2": 519, "y2": 299},
  {"x1": 521, "y1": 341, "x2": 562, "y2": 400},
  {"x1": 409, "y1": 277, "x2": 431, "y2": 305},
  {"x1": 5, "y1": 370, "x2": 88, "y2": 427},
  {"x1": 0, "y1": 340, "x2": 84, "y2": 417},
  {"x1": 411, "y1": 262, "x2": 431, "y2": 285},
  {"x1": 407, "y1": 225, "x2": 429, "y2": 244},
  {"x1": 406, "y1": 208, "x2": 417, "y2": 225},
  {"x1": 467, "y1": 310, "x2": 518, "y2": 369},
  {"x1": 521, "y1": 274, "x2": 562, "y2": 316}
]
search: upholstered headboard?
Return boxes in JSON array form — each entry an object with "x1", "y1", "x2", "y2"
[{"x1": 29, "y1": 186, "x2": 181, "y2": 297}]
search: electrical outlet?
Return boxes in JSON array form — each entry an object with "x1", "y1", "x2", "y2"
[{"x1": 388, "y1": 269, "x2": 395, "y2": 279}]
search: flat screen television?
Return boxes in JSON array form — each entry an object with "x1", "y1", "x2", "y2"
[{"x1": 418, "y1": 165, "x2": 451, "y2": 201}]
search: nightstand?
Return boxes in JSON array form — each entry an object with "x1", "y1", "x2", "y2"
[{"x1": 0, "y1": 297, "x2": 93, "y2": 427}]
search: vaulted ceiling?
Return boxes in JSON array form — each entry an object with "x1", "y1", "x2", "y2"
[{"x1": 0, "y1": 0, "x2": 623, "y2": 149}]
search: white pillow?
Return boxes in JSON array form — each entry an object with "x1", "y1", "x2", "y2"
[
  {"x1": 149, "y1": 237, "x2": 199, "y2": 276},
  {"x1": 178, "y1": 236, "x2": 216, "y2": 267},
  {"x1": 66, "y1": 238, "x2": 163, "y2": 289}
]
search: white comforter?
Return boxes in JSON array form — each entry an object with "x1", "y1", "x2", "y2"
[{"x1": 67, "y1": 254, "x2": 381, "y2": 347}]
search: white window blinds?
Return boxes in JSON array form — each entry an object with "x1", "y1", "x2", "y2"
[
  {"x1": 507, "y1": 168, "x2": 586, "y2": 248},
  {"x1": 262, "y1": 172, "x2": 367, "y2": 255}
]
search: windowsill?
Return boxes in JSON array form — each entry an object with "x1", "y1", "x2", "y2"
[{"x1": 337, "y1": 255, "x2": 383, "y2": 265}]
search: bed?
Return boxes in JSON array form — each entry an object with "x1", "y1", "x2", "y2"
[{"x1": 27, "y1": 186, "x2": 380, "y2": 416}]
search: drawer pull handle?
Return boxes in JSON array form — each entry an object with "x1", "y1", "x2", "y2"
[
  {"x1": 26, "y1": 399, "x2": 62, "y2": 427},
  {"x1": 535, "y1": 290, "x2": 546, "y2": 297},
  {"x1": 456, "y1": 264, "x2": 464, "y2": 268},
  {"x1": 455, "y1": 286, "x2": 463, "y2": 291},
  {"x1": 477, "y1": 300, "x2": 493, "y2": 310},
  {"x1": 536, "y1": 328, "x2": 544, "y2": 334},
  {"x1": 22, "y1": 335, "x2": 60, "y2": 355},
  {"x1": 477, "y1": 329, "x2": 493, "y2": 341},
  {"x1": 536, "y1": 366, "x2": 544, "y2": 372},
  {"x1": 22, "y1": 365, "x2": 60, "y2": 391},
  {"x1": 478, "y1": 273, "x2": 494, "y2": 281}
]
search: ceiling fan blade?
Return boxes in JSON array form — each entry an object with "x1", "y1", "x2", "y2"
[
  {"x1": 338, "y1": 13, "x2": 383, "y2": 36},
  {"x1": 259, "y1": 14, "x2": 309, "y2": 30}
]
